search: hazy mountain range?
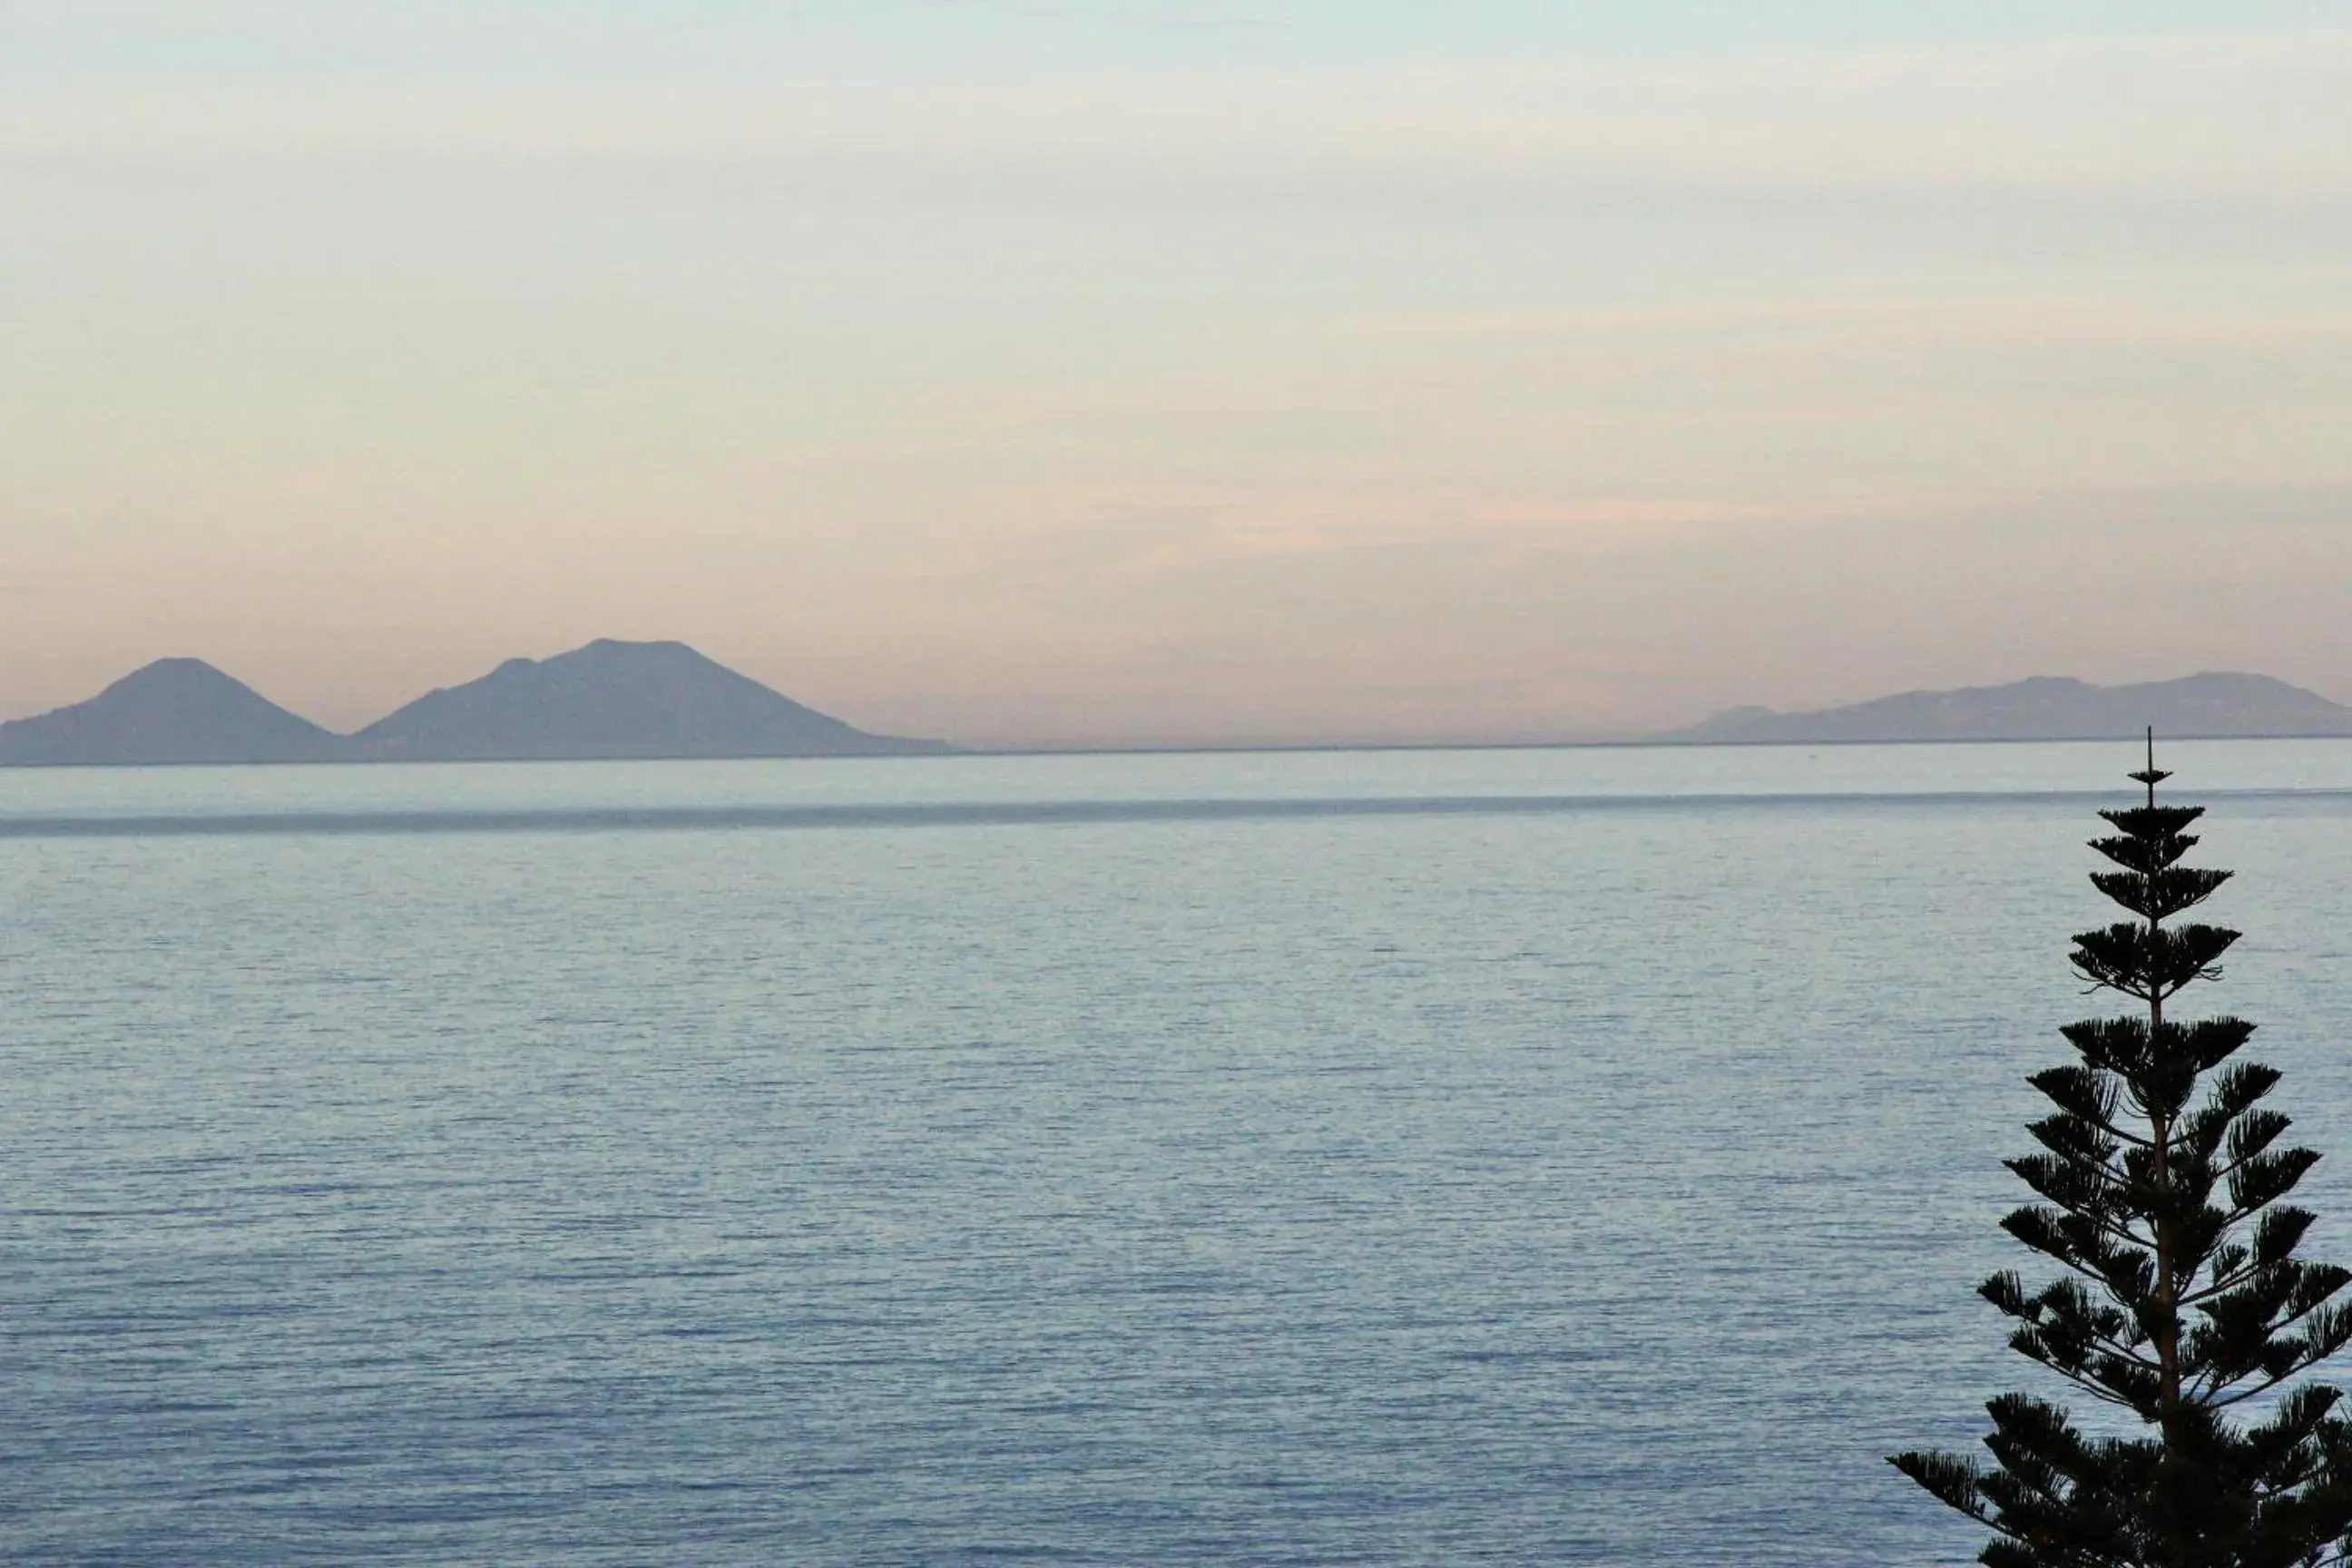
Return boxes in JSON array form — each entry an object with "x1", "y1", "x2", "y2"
[
  {"x1": 0, "y1": 640, "x2": 946, "y2": 766},
  {"x1": 1664, "y1": 672, "x2": 2352, "y2": 744},
  {"x1": 4, "y1": 656, "x2": 2348, "y2": 767}
]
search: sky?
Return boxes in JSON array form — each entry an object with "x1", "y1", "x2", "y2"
[{"x1": 3, "y1": 2, "x2": 2349, "y2": 745}]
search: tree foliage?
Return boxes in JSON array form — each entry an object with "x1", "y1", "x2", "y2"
[{"x1": 1894, "y1": 739, "x2": 2352, "y2": 1567}]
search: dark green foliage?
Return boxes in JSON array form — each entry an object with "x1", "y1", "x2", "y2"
[{"x1": 1894, "y1": 740, "x2": 2352, "y2": 1566}]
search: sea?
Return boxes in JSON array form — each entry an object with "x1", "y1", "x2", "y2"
[{"x1": 5, "y1": 740, "x2": 2352, "y2": 1566}]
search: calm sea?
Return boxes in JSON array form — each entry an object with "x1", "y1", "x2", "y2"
[{"x1": 6, "y1": 741, "x2": 2352, "y2": 1565}]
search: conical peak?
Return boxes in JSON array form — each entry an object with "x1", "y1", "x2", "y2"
[
  {"x1": 110, "y1": 656, "x2": 240, "y2": 691},
  {"x1": 4, "y1": 642, "x2": 946, "y2": 765},
  {"x1": 0, "y1": 654, "x2": 343, "y2": 765},
  {"x1": 347, "y1": 638, "x2": 944, "y2": 760}
]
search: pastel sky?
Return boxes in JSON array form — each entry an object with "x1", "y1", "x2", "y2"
[{"x1": 5, "y1": 2, "x2": 2349, "y2": 744}]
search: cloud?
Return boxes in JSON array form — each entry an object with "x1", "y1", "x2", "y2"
[
  {"x1": 1341, "y1": 294, "x2": 2352, "y2": 349},
  {"x1": 5, "y1": 9, "x2": 2347, "y2": 743},
  {"x1": 6, "y1": 29, "x2": 2352, "y2": 201}
]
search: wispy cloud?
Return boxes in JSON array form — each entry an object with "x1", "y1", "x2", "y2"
[
  {"x1": 6, "y1": 7, "x2": 2349, "y2": 740},
  {"x1": 7, "y1": 30, "x2": 2352, "y2": 201},
  {"x1": 1341, "y1": 292, "x2": 2352, "y2": 346}
]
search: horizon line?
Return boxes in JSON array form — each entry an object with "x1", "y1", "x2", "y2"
[
  {"x1": 5, "y1": 644, "x2": 2348, "y2": 750},
  {"x1": 9, "y1": 732, "x2": 2352, "y2": 777}
]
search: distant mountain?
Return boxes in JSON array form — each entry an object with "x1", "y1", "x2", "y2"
[
  {"x1": 0, "y1": 659, "x2": 348, "y2": 766},
  {"x1": 0, "y1": 642, "x2": 946, "y2": 767},
  {"x1": 1665, "y1": 672, "x2": 2352, "y2": 744},
  {"x1": 351, "y1": 639, "x2": 946, "y2": 761}
]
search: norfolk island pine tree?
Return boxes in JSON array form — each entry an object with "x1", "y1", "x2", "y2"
[{"x1": 1893, "y1": 734, "x2": 2352, "y2": 1567}]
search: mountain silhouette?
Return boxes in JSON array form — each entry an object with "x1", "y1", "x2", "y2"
[
  {"x1": 351, "y1": 639, "x2": 946, "y2": 760},
  {"x1": 0, "y1": 642, "x2": 944, "y2": 766},
  {"x1": 1665, "y1": 672, "x2": 2352, "y2": 744},
  {"x1": 0, "y1": 659, "x2": 348, "y2": 766}
]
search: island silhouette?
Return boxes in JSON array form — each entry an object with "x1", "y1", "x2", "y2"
[
  {"x1": 0, "y1": 658, "x2": 349, "y2": 767},
  {"x1": 351, "y1": 640, "x2": 943, "y2": 762},
  {"x1": 0, "y1": 640, "x2": 946, "y2": 766},
  {"x1": 1662, "y1": 672, "x2": 2352, "y2": 744},
  {"x1": 3, "y1": 653, "x2": 2349, "y2": 766}
]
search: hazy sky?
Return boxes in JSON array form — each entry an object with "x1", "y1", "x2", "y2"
[{"x1": 5, "y1": 2, "x2": 2349, "y2": 743}]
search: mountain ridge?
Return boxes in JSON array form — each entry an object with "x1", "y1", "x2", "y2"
[
  {"x1": 7, "y1": 658, "x2": 2349, "y2": 765},
  {"x1": 0, "y1": 641, "x2": 946, "y2": 767},
  {"x1": 1661, "y1": 671, "x2": 2352, "y2": 744},
  {"x1": 354, "y1": 639, "x2": 944, "y2": 761}
]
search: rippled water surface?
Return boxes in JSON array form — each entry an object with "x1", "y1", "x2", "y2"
[{"x1": 7, "y1": 741, "x2": 2352, "y2": 1564}]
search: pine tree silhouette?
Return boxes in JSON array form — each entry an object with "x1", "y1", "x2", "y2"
[{"x1": 1895, "y1": 733, "x2": 2352, "y2": 1566}]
